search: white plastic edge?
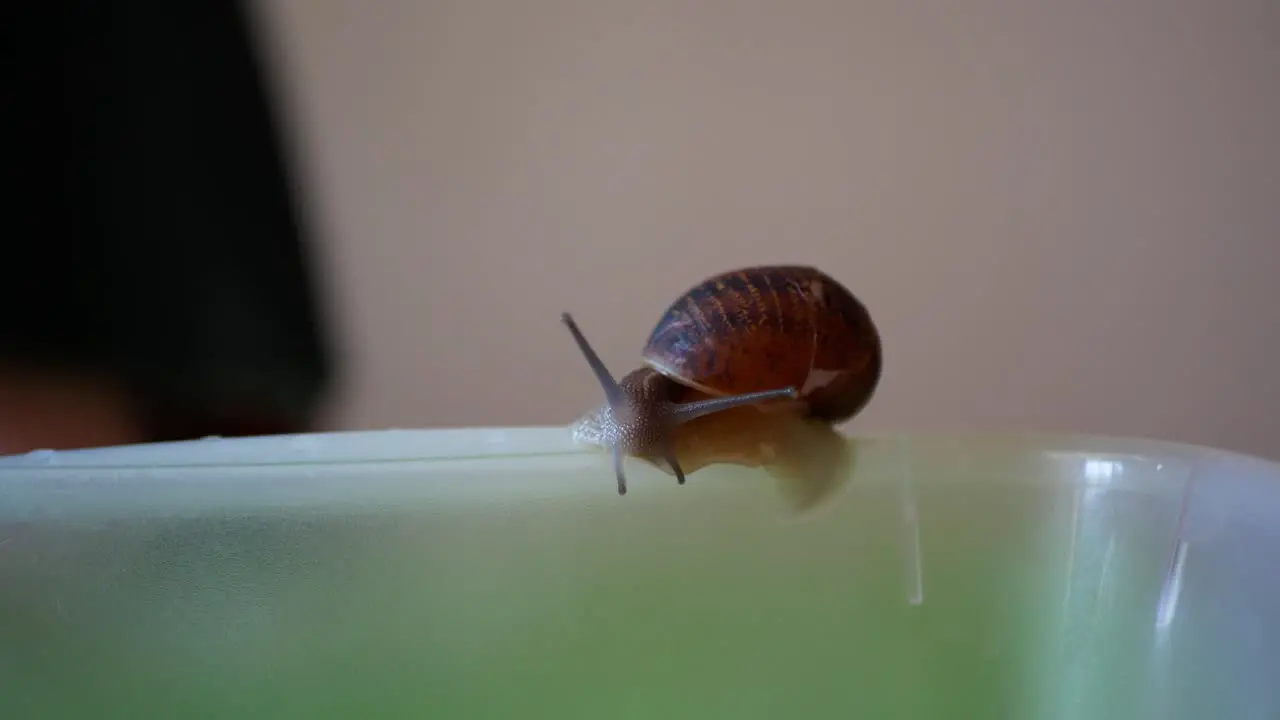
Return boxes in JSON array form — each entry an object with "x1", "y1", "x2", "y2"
[
  {"x1": 0, "y1": 426, "x2": 1272, "y2": 472},
  {"x1": 0, "y1": 427, "x2": 590, "y2": 470}
]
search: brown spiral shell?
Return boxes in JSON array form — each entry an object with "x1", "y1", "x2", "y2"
[{"x1": 640, "y1": 265, "x2": 881, "y2": 424}]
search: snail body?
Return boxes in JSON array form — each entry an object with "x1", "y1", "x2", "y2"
[{"x1": 564, "y1": 265, "x2": 881, "y2": 496}]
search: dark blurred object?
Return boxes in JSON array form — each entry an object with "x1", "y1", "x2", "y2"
[{"x1": 0, "y1": 1, "x2": 335, "y2": 453}]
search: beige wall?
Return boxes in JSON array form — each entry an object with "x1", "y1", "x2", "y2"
[{"x1": 255, "y1": 0, "x2": 1280, "y2": 460}]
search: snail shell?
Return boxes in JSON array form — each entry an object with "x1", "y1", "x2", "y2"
[
  {"x1": 563, "y1": 265, "x2": 881, "y2": 497},
  {"x1": 642, "y1": 265, "x2": 881, "y2": 423}
]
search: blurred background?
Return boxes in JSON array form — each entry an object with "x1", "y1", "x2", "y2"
[{"x1": 8, "y1": 0, "x2": 1278, "y2": 459}]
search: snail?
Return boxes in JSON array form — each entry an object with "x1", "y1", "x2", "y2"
[{"x1": 563, "y1": 265, "x2": 882, "y2": 500}]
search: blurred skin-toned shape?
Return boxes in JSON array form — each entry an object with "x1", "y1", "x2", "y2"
[{"x1": 0, "y1": 365, "x2": 144, "y2": 455}]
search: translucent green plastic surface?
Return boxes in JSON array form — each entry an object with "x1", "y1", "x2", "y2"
[{"x1": 2, "y1": 430, "x2": 1278, "y2": 719}]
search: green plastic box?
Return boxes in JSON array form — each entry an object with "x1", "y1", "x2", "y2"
[{"x1": 2, "y1": 430, "x2": 1277, "y2": 718}]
